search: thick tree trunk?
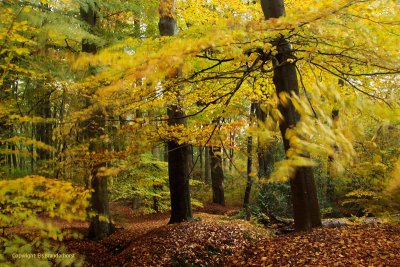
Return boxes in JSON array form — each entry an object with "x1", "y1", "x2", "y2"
[
  {"x1": 167, "y1": 107, "x2": 193, "y2": 223},
  {"x1": 159, "y1": 0, "x2": 192, "y2": 223},
  {"x1": 86, "y1": 106, "x2": 115, "y2": 240},
  {"x1": 81, "y1": 2, "x2": 114, "y2": 240},
  {"x1": 260, "y1": 0, "x2": 321, "y2": 231},
  {"x1": 87, "y1": 116, "x2": 115, "y2": 239},
  {"x1": 210, "y1": 146, "x2": 225, "y2": 205}
]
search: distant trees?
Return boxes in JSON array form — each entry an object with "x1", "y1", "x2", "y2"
[
  {"x1": 210, "y1": 144, "x2": 225, "y2": 205},
  {"x1": 1, "y1": 0, "x2": 399, "y2": 240}
]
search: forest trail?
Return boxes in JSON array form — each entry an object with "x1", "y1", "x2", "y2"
[{"x1": 61, "y1": 203, "x2": 400, "y2": 267}]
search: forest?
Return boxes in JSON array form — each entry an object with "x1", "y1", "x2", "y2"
[{"x1": 0, "y1": 0, "x2": 399, "y2": 266}]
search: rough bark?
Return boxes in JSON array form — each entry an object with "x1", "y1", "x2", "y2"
[
  {"x1": 260, "y1": 0, "x2": 321, "y2": 231},
  {"x1": 210, "y1": 146, "x2": 225, "y2": 206},
  {"x1": 159, "y1": 0, "x2": 192, "y2": 223},
  {"x1": 81, "y1": 2, "x2": 114, "y2": 240}
]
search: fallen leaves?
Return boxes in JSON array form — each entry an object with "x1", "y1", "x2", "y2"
[
  {"x1": 245, "y1": 224, "x2": 400, "y2": 267},
  {"x1": 62, "y1": 204, "x2": 400, "y2": 266},
  {"x1": 117, "y1": 220, "x2": 259, "y2": 266}
]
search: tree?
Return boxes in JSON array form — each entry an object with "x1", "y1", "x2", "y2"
[
  {"x1": 210, "y1": 143, "x2": 225, "y2": 206},
  {"x1": 204, "y1": 146, "x2": 211, "y2": 183},
  {"x1": 159, "y1": 0, "x2": 193, "y2": 223},
  {"x1": 260, "y1": 0, "x2": 322, "y2": 231},
  {"x1": 243, "y1": 104, "x2": 255, "y2": 210},
  {"x1": 79, "y1": 1, "x2": 115, "y2": 240}
]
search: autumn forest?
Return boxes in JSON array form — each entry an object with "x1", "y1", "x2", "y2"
[{"x1": 1, "y1": 0, "x2": 400, "y2": 266}]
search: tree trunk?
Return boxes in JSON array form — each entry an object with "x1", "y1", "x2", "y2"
[
  {"x1": 255, "y1": 103, "x2": 274, "y2": 180},
  {"x1": 199, "y1": 146, "x2": 204, "y2": 180},
  {"x1": 260, "y1": 0, "x2": 321, "y2": 231},
  {"x1": 327, "y1": 109, "x2": 339, "y2": 206},
  {"x1": 80, "y1": 2, "x2": 114, "y2": 240},
  {"x1": 254, "y1": 103, "x2": 281, "y2": 221},
  {"x1": 36, "y1": 92, "x2": 52, "y2": 161},
  {"x1": 163, "y1": 142, "x2": 168, "y2": 162},
  {"x1": 204, "y1": 146, "x2": 210, "y2": 183},
  {"x1": 86, "y1": 97, "x2": 115, "y2": 240},
  {"x1": 229, "y1": 132, "x2": 234, "y2": 172},
  {"x1": 210, "y1": 146, "x2": 225, "y2": 205},
  {"x1": 87, "y1": 119, "x2": 115, "y2": 239},
  {"x1": 159, "y1": 0, "x2": 192, "y2": 223},
  {"x1": 243, "y1": 135, "x2": 253, "y2": 209},
  {"x1": 152, "y1": 143, "x2": 161, "y2": 212},
  {"x1": 167, "y1": 107, "x2": 193, "y2": 223},
  {"x1": 244, "y1": 103, "x2": 256, "y2": 209}
]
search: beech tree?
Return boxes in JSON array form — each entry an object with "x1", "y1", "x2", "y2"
[
  {"x1": 79, "y1": 0, "x2": 115, "y2": 240},
  {"x1": 159, "y1": 0, "x2": 193, "y2": 223},
  {"x1": 260, "y1": 0, "x2": 322, "y2": 230}
]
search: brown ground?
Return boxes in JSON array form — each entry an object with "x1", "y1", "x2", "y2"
[{"x1": 61, "y1": 203, "x2": 400, "y2": 267}]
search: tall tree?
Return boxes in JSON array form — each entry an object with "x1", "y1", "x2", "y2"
[
  {"x1": 159, "y1": 0, "x2": 193, "y2": 223},
  {"x1": 79, "y1": 1, "x2": 115, "y2": 240},
  {"x1": 260, "y1": 0, "x2": 322, "y2": 231}
]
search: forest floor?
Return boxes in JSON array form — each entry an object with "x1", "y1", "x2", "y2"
[{"x1": 60, "y1": 203, "x2": 400, "y2": 267}]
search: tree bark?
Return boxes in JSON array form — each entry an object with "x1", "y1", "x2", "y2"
[
  {"x1": 167, "y1": 107, "x2": 193, "y2": 223},
  {"x1": 260, "y1": 0, "x2": 321, "y2": 231},
  {"x1": 159, "y1": 0, "x2": 192, "y2": 223}
]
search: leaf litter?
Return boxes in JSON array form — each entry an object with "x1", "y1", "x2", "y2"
[{"x1": 62, "y1": 204, "x2": 400, "y2": 266}]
